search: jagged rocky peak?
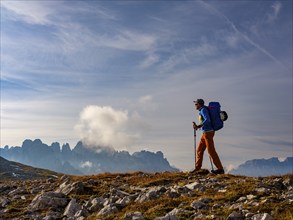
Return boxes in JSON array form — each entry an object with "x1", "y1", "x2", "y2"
[
  {"x1": 61, "y1": 143, "x2": 71, "y2": 153},
  {"x1": 73, "y1": 141, "x2": 92, "y2": 153},
  {"x1": 22, "y1": 139, "x2": 34, "y2": 148},
  {"x1": 51, "y1": 142, "x2": 61, "y2": 153},
  {"x1": 74, "y1": 141, "x2": 115, "y2": 153}
]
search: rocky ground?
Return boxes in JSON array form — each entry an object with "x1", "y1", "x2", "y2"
[{"x1": 0, "y1": 171, "x2": 292, "y2": 220}]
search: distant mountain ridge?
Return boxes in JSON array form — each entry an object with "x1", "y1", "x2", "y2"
[
  {"x1": 0, "y1": 139, "x2": 178, "y2": 175},
  {"x1": 229, "y1": 157, "x2": 293, "y2": 177}
]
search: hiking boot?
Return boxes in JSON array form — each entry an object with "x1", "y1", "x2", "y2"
[
  {"x1": 190, "y1": 169, "x2": 209, "y2": 175},
  {"x1": 190, "y1": 168, "x2": 200, "y2": 173},
  {"x1": 211, "y1": 169, "x2": 225, "y2": 175}
]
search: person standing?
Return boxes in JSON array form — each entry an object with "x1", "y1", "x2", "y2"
[{"x1": 192, "y1": 99, "x2": 224, "y2": 174}]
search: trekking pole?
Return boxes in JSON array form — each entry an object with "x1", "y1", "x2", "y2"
[
  {"x1": 209, "y1": 156, "x2": 214, "y2": 171},
  {"x1": 193, "y1": 122, "x2": 197, "y2": 170}
]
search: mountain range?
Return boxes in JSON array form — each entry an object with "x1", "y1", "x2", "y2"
[
  {"x1": 0, "y1": 139, "x2": 178, "y2": 175},
  {"x1": 1, "y1": 139, "x2": 292, "y2": 177},
  {"x1": 229, "y1": 157, "x2": 292, "y2": 177}
]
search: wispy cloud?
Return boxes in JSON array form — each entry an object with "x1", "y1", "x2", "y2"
[
  {"x1": 158, "y1": 41, "x2": 218, "y2": 73},
  {"x1": 94, "y1": 30, "x2": 157, "y2": 52},
  {"x1": 199, "y1": 1, "x2": 287, "y2": 70},
  {"x1": 138, "y1": 52, "x2": 160, "y2": 69},
  {"x1": 1, "y1": 1, "x2": 57, "y2": 25},
  {"x1": 267, "y1": 1, "x2": 282, "y2": 23}
]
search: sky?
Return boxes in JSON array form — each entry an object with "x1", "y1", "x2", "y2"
[{"x1": 0, "y1": 0, "x2": 292, "y2": 171}]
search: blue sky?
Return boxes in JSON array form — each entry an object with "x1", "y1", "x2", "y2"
[{"x1": 1, "y1": 0, "x2": 292, "y2": 171}]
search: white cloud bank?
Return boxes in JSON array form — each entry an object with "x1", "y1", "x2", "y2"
[
  {"x1": 80, "y1": 161, "x2": 93, "y2": 168},
  {"x1": 74, "y1": 105, "x2": 149, "y2": 150}
]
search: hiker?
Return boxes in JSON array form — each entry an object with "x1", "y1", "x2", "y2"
[{"x1": 192, "y1": 99, "x2": 224, "y2": 174}]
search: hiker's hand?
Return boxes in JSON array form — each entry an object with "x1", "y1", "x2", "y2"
[{"x1": 193, "y1": 122, "x2": 197, "y2": 129}]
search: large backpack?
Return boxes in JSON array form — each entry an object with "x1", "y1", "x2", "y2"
[{"x1": 206, "y1": 102, "x2": 228, "y2": 131}]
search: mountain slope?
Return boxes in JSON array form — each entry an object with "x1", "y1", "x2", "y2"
[{"x1": 0, "y1": 156, "x2": 61, "y2": 180}]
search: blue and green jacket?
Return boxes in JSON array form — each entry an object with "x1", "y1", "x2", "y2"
[{"x1": 198, "y1": 107, "x2": 214, "y2": 132}]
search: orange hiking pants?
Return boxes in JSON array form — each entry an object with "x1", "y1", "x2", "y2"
[{"x1": 195, "y1": 131, "x2": 223, "y2": 170}]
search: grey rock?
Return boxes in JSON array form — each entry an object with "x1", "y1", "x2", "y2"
[
  {"x1": 191, "y1": 201, "x2": 206, "y2": 210},
  {"x1": 31, "y1": 187, "x2": 42, "y2": 194},
  {"x1": 124, "y1": 211, "x2": 145, "y2": 220},
  {"x1": 245, "y1": 212, "x2": 255, "y2": 218},
  {"x1": 56, "y1": 181, "x2": 85, "y2": 195},
  {"x1": 255, "y1": 187, "x2": 270, "y2": 193},
  {"x1": 74, "y1": 206, "x2": 89, "y2": 218},
  {"x1": 176, "y1": 186, "x2": 192, "y2": 194},
  {"x1": 111, "y1": 188, "x2": 130, "y2": 197},
  {"x1": 236, "y1": 197, "x2": 247, "y2": 202},
  {"x1": 251, "y1": 213, "x2": 274, "y2": 220},
  {"x1": 88, "y1": 197, "x2": 105, "y2": 212},
  {"x1": 246, "y1": 194, "x2": 257, "y2": 200},
  {"x1": 8, "y1": 186, "x2": 27, "y2": 196},
  {"x1": 116, "y1": 195, "x2": 134, "y2": 206},
  {"x1": 47, "y1": 178, "x2": 56, "y2": 183},
  {"x1": 135, "y1": 186, "x2": 166, "y2": 202},
  {"x1": 63, "y1": 198, "x2": 81, "y2": 217},
  {"x1": 198, "y1": 197, "x2": 212, "y2": 203},
  {"x1": 29, "y1": 191, "x2": 68, "y2": 211},
  {"x1": 0, "y1": 197, "x2": 9, "y2": 208},
  {"x1": 226, "y1": 211, "x2": 244, "y2": 220},
  {"x1": 0, "y1": 185, "x2": 16, "y2": 195},
  {"x1": 98, "y1": 204, "x2": 118, "y2": 216},
  {"x1": 87, "y1": 179, "x2": 95, "y2": 185},
  {"x1": 166, "y1": 190, "x2": 180, "y2": 198},
  {"x1": 154, "y1": 208, "x2": 183, "y2": 220},
  {"x1": 193, "y1": 213, "x2": 206, "y2": 219},
  {"x1": 185, "y1": 181, "x2": 201, "y2": 190},
  {"x1": 42, "y1": 211, "x2": 61, "y2": 220},
  {"x1": 283, "y1": 178, "x2": 293, "y2": 189},
  {"x1": 60, "y1": 175, "x2": 70, "y2": 182},
  {"x1": 281, "y1": 190, "x2": 293, "y2": 200}
]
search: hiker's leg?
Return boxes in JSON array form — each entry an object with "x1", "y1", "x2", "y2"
[
  {"x1": 204, "y1": 132, "x2": 223, "y2": 170},
  {"x1": 195, "y1": 135, "x2": 206, "y2": 170}
]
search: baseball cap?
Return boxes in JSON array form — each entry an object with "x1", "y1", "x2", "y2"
[{"x1": 193, "y1": 99, "x2": 204, "y2": 105}]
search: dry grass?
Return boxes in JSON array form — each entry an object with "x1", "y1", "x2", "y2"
[{"x1": 1, "y1": 172, "x2": 292, "y2": 220}]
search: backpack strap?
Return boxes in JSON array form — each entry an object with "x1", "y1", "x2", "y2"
[{"x1": 203, "y1": 106, "x2": 214, "y2": 130}]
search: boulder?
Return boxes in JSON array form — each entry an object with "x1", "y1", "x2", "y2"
[
  {"x1": 135, "y1": 186, "x2": 167, "y2": 202},
  {"x1": 124, "y1": 211, "x2": 145, "y2": 220},
  {"x1": 251, "y1": 213, "x2": 274, "y2": 220},
  {"x1": 226, "y1": 211, "x2": 244, "y2": 220},
  {"x1": 98, "y1": 204, "x2": 118, "y2": 216},
  {"x1": 190, "y1": 201, "x2": 206, "y2": 210},
  {"x1": 154, "y1": 208, "x2": 185, "y2": 220},
  {"x1": 29, "y1": 191, "x2": 68, "y2": 211},
  {"x1": 63, "y1": 198, "x2": 81, "y2": 217},
  {"x1": 56, "y1": 181, "x2": 85, "y2": 195},
  {"x1": 88, "y1": 197, "x2": 105, "y2": 212}
]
